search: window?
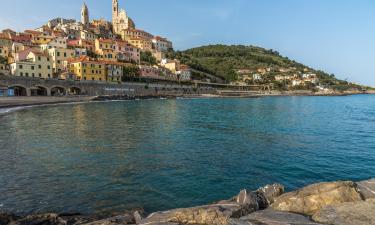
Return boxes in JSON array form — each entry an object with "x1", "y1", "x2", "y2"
[
  {"x1": 92, "y1": 77, "x2": 95, "y2": 81},
  {"x1": 57, "y1": 52, "x2": 60, "y2": 57},
  {"x1": 31, "y1": 66, "x2": 34, "y2": 70},
  {"x1": 38, "y1": 65, "x2": 41, "y2": 69},
  {"x1": 39, "y1": 73, "x2": 41, "y2": 77},
  {"x1": 64, "y1": 53, "x2": 66, "y2": 57},
  {"x1": 38, "y1": 56, "x2": 41, "y2": 61},
  {"x1": 32, "y1": 73, "x2": 35, "y2": 77},
  {"x1": 25, "y1": 73, "x2": 29, "y2": 77},
  {"x1": 20, "y1": 72, "x2": 23, "y2": 76},
  {"x1": 84, "y1": 77, "x2": 86, "y2": 80},
  {"x1": 48, "y1": 74, "x2": 51, "y2": 78},
  {"x1": 19, "y1": 65, "x2": 23, "y2": 69},
  {"x1": 47, "y1": 66, "x2": 51, "y2": 69}
]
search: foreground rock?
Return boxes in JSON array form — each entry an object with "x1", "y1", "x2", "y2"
[
  {"x1": 312, "y1": 198, "x2": 375, "y2": 225},
  {"x1": 233, "y1": 209, "x2": 322, "y2": 225},
  {"x1": 140, "y1": 184, "x2": 284, "y2": 225},
  {"x1": 357, "y1": 179, "x2": 375, "y2": 199},
  {"x1": 0, "y1": 213, "x2": 19, "y2": 225},
  {"x1": 271, "y1": 181, "x2": 362, "y2": 216},
  {"x1": 8, "y1": 213, "x2": 67, "y2": 225}
]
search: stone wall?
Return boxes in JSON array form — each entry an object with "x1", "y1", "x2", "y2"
[{"x1": 0, "y1": 75, "x2": 216, "y2": 97}]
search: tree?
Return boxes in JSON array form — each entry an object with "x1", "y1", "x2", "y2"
[
  {"x1": 140, "y1": 51, "x2": 157, "y2": 65},
  {"x1": 122, "y1": 65, "x2": 140, "y2": 82}
]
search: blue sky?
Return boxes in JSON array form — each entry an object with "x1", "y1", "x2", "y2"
[{"x1": 0, "y1": 0, "x2": 374, "y2": 85}]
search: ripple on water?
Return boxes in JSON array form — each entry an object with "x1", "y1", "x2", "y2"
[{"x1": 0, "y1": 96, "x2": 375, "y2": 214}]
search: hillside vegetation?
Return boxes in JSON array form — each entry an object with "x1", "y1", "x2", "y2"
[{"x1": 168, "y1": 45, "x2": 367, "y2": 91}]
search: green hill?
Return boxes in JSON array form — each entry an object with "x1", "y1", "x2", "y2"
[{"x1": 168, "y1": 44, "x2": 367, "y2": 91}]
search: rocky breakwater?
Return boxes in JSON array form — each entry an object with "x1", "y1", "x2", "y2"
[{"x1": 2, "y1": 179, "x2": 375, "y2": 225}]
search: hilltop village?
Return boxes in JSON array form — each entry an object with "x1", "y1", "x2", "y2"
[
  {"x1": 0, "y1": 1, "x2": 370, "y2": 98},
  {"x1": 0, "y1": 1, "x2": 190, "y2": 88}
]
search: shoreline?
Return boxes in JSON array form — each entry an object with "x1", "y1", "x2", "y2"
[
  {"x1": 1, "y1": 179, "x2": 374, "y2": 225},
  {"x1": 0, "y1": 91, "x2": 373, "y2": 114}
]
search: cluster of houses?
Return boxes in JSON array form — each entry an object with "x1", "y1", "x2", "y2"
[
  {"x1": 233, "y1": 67, "x2": 320, "y2": 88},
  {"x1": 0, "y1": 1, "x2": 192, "y2": 84}
]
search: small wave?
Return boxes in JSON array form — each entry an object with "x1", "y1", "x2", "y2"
[
  {"x1": 0, "y1": 203, "x2": 3, "y2": 207},
  {"x1": 0, "y1": 106, "x2": 31, "y2": 115}
]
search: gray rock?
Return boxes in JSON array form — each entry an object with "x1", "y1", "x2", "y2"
[
  {"x1": 357, "y1": 179, "x2": 375, "y2": 200},
  {"x1": 82, "y1": 214, "x2": 135, "y2": 225},
  {"x1": 255, "y1": 184, "x2": 284, "y2": 206},
  {"x1": 236, "y1": 190, "x2": 260, "y2": 213},
  {"x1": 239, "y1": 209, "x2": 323, "y2": 225},
  {"x1": 312, "y1": 198, "x2": 375, "y2": 225}
]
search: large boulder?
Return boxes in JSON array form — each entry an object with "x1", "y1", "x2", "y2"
[
  {"x1": 231, "y1": 209, "x2": 323, "y2": 225},
  {"x1": 82, "y1": 214, "x2": 135, "y2": 225},
  {"x1": 271, "y1": 181, "x2": 362, "y2": 216},
  {"x1": 312, "y1": 198, "x2": 375, "y2": 225},
  {"x1": 140, "y1": 203, "x2": 243, "y2": 225},
  {"x1": 357, "y1": 179, "x2": 375, "y2": 200},
  {"x1": 140, "y1": 184, "x2": 284, "y2": 225}
]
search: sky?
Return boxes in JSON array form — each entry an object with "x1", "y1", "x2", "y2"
[{"x1": 0, "y1": 0, "x2": 374, "y2": 86}]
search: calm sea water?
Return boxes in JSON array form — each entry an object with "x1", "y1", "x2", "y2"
[{"x1": 1, "y1": 95, "x2": 375, "y2": 215}]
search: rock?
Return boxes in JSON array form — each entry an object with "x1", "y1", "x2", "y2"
[
  {"x1": 82, "y1": 214, "x2": 135, "y2": 225},
  {"x1": 140, "y1": 203, "x2": 243, "y2": 225},
  {"x1": 312, "y1": 198, "x2": 375, "y2": 225},
  {"x1": 0, "y1": 213, "x2": 19, "y2": 225},
  {"x1": 254, "y1": 184, "x2": 284, "y2": 210},
  {"x1": 133, "y1": 211, "x2": 143, "y2": 224},
  {"x1": 235, "y1": 190, "x2": 261, "y2": 213},
  {"x1": 9, "y1": 213, "x2": 67, "y2": 225},
  {"x1": 234, "y1": 209, "x2": 323, "y2": 225},
  {"x1": 357, "y1": 179, "x2": 375, "y2": 200},
  {"x1": 271, "y1": 181, "x2": 362, "y2": 216}
]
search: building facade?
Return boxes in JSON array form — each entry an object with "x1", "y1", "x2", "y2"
[{"x1": 10, "y1": 50, "x2": 53, "y2": 78}]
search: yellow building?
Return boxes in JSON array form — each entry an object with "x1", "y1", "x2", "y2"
[
  {"x1": 127, "y1": 37, "x2": 153, "y2": 51},
  {"x1": 161, "y1": 59, "x2": 180, "y2": 74},
  {"x1": 10, "y1": 49, "x2": 53, "y2": 78},
  {"x1": 46, "y1": 47, "x2": 75, "y2": 73},
  {"x1": 0, "y1": 33, "x2": 12, "y2": 48},
  {"x1": 95, "y1": 39, "x2": 117, "y2": 61},
  {"x1": 32, "y1": 33, "x2": 54, "y2": 45},
  {"x1": 121, "y1": 29, "x2": 153, "y2": 41},
  {"x1": 68, "y1": 56, "x2": 106, "y2": 81},
  {"x1": 0, "y1": 46, "x2": 9, "y2": 58}
]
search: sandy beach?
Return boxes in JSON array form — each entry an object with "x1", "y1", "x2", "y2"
[{"x1": 0, "y1": 96, "x2": 94, "y2": 109}]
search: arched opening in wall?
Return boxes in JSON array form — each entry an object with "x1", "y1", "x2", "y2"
[
  {"x1": 30, "y1": 86, "x2": 48, "y2": 96},
  {"x1": 51, "y1": 86, "x2": 66, "y2": 96},
  {"x1": 69, "y1": 87, "x2": 81, "y2": 95},
  {"x1": 8, "y1": 85, "x2": 27, "y2": 96}
]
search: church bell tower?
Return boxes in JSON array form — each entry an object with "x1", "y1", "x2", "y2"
[{"x1": 81, "y1": 2, "x2": 89, "y2": 27}]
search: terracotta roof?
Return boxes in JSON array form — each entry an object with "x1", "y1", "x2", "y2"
[
  {"x1": 98, "y1": 60, "x2": 133, "y2": 66},
  {"x1": 68, "y1": 56, "x2": 104, "y2": 64},
  {"x1": 24, "y1": 30, "x2": 42, "y2": 36},
  {"x1": 98, "y1": 38, "x2": 115, "y2": 44}
]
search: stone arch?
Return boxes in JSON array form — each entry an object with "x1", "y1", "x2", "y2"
[
  {"x1": 68, "y1": 86, "x2": 82, "y2": 95},
  {"x1": 8, "y1": 84, "x2": 28, "y2": 96},
  {"x1": 50, "y1": 85, "x2": 67, "y2": 96},
  {"x1": 30, "y1": 85, "x2": 49, "y2": 96}
]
